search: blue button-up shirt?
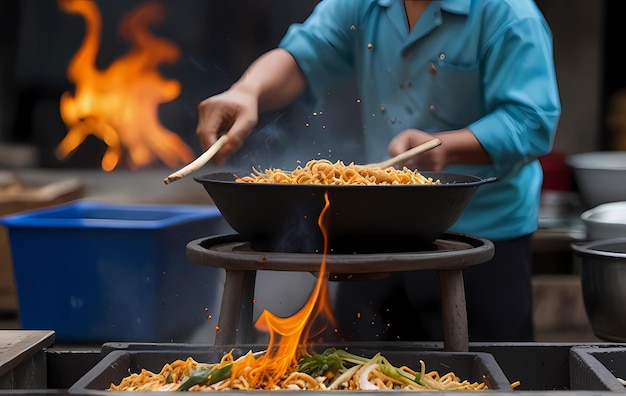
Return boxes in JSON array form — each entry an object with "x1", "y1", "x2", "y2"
[{"x1": 279, "y1": 0, "x2": 561, "y2": 240}]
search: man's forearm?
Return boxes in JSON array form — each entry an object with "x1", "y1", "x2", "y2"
[
  {"x1": 232, "y1": 48, "x2": 307, "y2": 112},
  {"x1": 438, "y1": 128, "x2": 491, "y2": 165}
]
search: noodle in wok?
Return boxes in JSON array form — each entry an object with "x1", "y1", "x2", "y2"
[
  {"x1": 108, "y1": 348, "x2": 494, "y2": 391},
  {"x1": 235, "y1": 159, "x2": 440, "y2": 185}
]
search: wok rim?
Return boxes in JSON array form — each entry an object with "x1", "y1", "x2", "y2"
[{"x1": 194, "y1": 171, "x2": 496, "y2": 188}]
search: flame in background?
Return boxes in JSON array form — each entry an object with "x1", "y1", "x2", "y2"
[
  {"x1": 56, "y1": 0, "x2": 194, "y2": 171},
  {"x1": 231, "y1": 192, "x2": 336, "y2": 389}
]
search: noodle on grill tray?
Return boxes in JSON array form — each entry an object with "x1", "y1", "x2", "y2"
[
  {"x1": 108, "y1": 348, "x2": 492, "y2": 391},
  {"x1": 235, "y1": 159, "x2": 441, "y2": 185}
]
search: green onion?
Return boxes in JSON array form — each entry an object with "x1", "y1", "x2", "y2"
[
  {"x1": 176, "y1": 363, "x2": 233, "y2": 391},
  {"x1": 297, "y1": 348, "x2": 423, "y2": 386}
]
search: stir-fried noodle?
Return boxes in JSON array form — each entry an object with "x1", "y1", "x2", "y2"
[
  {"x1": 108, "y1": 349, "x2": 494, "y2": 391},
  {"x1": 235, "y1": 159, "x2": 440, "y2": 185}
]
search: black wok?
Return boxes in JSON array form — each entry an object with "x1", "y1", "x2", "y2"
[{"x1": 194, "y1": 172, "x2": 496, "y2": 253}]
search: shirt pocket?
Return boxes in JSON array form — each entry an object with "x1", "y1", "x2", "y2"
[{"x1": 423, "y1": 61, "x2": 484, "y2": 129}]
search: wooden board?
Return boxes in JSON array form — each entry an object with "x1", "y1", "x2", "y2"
[{"x1": 0, "y1": 330, "x2": 55, "y2": 377}]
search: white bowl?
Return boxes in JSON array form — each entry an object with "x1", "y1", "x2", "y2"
[
  {"x1": 566, "y1": 151, "x2": 626, "y2": 208},
  {"x1": 581, "y1": 201, "x2": 626, "y2": 240}
]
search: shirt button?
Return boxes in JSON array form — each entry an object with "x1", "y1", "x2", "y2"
[
  {"x1": 439, "y1": 53, "x2": 446, "y2": 61},
  {"x1": 428, "y1": 63, "x2": 438, "y2": 74},
  {"x1": 429, "y1": 104, "x2": 436, "y2": 111}
]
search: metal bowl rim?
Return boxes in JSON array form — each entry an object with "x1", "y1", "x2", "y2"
[
  {"x1": 581, "y1": 201, "x2": 626, "y2": 224},
  {"x1": 566, "y1": 151, "x2": 626, "y2": 170},
  {"x1": 572, "y1": 236, "x2": 626, "y2": 259}
]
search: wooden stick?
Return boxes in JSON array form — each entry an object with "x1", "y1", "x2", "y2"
[
  {"x1": 367, "y1": 138, "x2": 441, "y2": 168},
  {"x1": 163, "y1": 135, "x2": 229, "y2": 185}
]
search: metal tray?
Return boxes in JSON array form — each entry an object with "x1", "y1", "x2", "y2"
[
  {"x1": 69, "y1": 346, "x2": 513, "y2": 394},
  {"x1": 569, "y1": 346, "x2": 626, "y2": 391},
  {"x1": 3, "y1": 341, "x2": 626, "y2": 395},
  {"x1": 99, "y1": 341, "x2": 626, "y2": 392}
]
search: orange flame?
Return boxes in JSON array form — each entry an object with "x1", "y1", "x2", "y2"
[
  {"x1": 56, "y1": 0, "x2": 194, "y2": 171},
  {"x1": 230, "y1": 192, "x2": 337, "y2": 389}
]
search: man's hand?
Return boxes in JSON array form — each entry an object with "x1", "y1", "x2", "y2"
[
  {"x1": 195, "y1": 49, "x2": 307, "y2": 165},
  {"x1": 388, "y1": 129, "x2": 447, "y2": 171},
  {"x1": 388, "y1": 128, "x2": 490, "y2": 171},
  {"x1": 196, "y1": 89, "x2": 259, "y2": 165}
]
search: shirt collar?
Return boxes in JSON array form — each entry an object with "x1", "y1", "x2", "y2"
[
  {"x1": 376, "y1": 0, "x2": 470, "y2": 15},
  {"x1": 440, "y1": 0, "x2": 471, "y2": 15}
]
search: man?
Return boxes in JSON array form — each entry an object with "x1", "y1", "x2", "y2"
[{"x1": 196, "y1": 0, "x2": 561, "y2": 342}]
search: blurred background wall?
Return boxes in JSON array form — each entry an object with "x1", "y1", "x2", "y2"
[{"x1": 0, "y1": 0, "x2": 618, "y2": 170}]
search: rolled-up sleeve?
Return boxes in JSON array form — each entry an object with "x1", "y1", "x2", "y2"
[{"x1": 469, "y1": 14, "x2": 561, "y2": 172}]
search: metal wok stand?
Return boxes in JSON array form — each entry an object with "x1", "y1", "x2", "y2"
[{"x1": 186, "y1": 232, "x2": 494, "y2": 352}]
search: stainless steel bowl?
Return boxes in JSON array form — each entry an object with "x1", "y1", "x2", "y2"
[
  {"x1": 581, "y1": 201, "x2": 626, "y2": 240},
  {"x1": 572, "y1": 237, "x2": 626, "y2": 342},
  {"x1": 566, "y1": 151, "x2": 626, "y2": 208}
]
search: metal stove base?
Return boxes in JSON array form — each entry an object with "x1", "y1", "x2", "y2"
[{"x1": 2, "y1": 340, "x2": 626, "y2": 395}]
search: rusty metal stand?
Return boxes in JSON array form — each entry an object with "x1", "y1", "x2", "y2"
[{"x1": 187, "y1": 233, "x2": 493, "y2": 351}]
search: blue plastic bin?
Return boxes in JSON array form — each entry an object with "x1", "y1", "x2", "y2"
[{"x1": 0, "y1": 200, "x2": 234, "y2": 344}]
